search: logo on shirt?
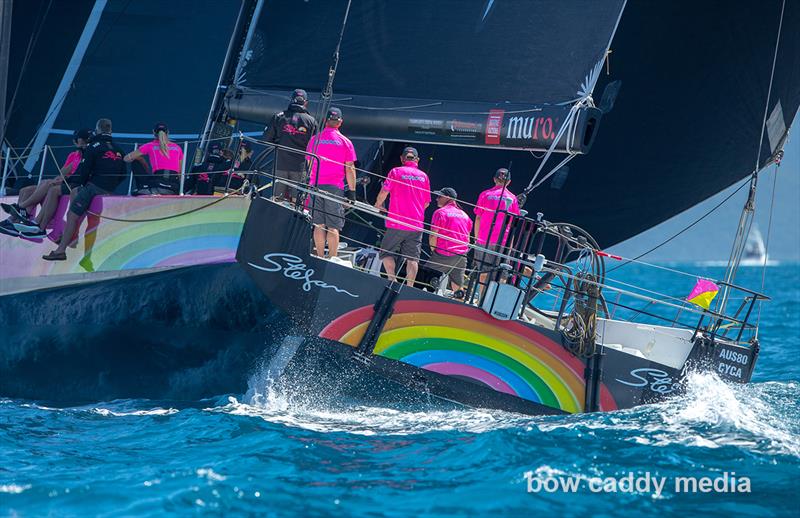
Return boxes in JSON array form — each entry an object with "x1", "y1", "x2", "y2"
[
  {"x1": 487, "y1": 194, "x2": 512, "y2": 210},
  {"x1": 282, "y1": 123, "x2": 307, "y2": 135},
  {"x1": 103, "y1": 151, "x2": 121, "y2": 161},
  {"x1": 400, "y1": 174, "x2": 426, "y2": 182}
]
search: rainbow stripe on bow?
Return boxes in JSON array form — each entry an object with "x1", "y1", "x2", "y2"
[{"x1": 320, "y1": 300, "x2": 617, "y2": 413}]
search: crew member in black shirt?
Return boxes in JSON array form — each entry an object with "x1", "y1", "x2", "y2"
[
  {"x1": 187, "y1": 142, "x2": 232, "y2": 195},
  {"x1": 263, "y1": 88, "x2": 317, "y2": 203},
  {"x1": 43, "y1": 118, "x2": 126, "y2": 261}
]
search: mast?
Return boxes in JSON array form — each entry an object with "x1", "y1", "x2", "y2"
[
  {"x1": 195, "y1": 0, "x2": 260, "y2": 165},
  {"x1": 0, "y1": 0, "x2": 12, "y2": 148}
]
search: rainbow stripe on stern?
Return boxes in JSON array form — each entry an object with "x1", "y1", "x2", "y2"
[
  {"x1": 320, "y1": 300, "x2": 618, "y2": 413},
  {"x1": 0, "y1": 195, "x2": 248, "y2": 282}
]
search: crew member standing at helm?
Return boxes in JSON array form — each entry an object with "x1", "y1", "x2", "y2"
[
  {"x1": 305, "y1": 107, "x2": 357, "y2": 259},
  {"x1": 374, "y1": 146, "x2": 431, "y2": 287},
  {"x1": 264, "y1": 88, "x2": 318, "y2": 203},
  {"x1": 473, "y1": 167, "x2": 520, "y2": 284}
]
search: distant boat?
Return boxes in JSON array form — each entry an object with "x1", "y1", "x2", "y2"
[{"x1": 740, "y1": 226, "x2": 778, "y2": 267}]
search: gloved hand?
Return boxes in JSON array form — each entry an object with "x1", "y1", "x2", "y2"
[{"x1": 346, "y1": 189, "x2": 357, "y2": 204}]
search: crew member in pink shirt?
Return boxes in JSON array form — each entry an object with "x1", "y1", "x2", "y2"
[
  {"x1": 305, "y1": 107, "x2": 357, "y2": 258},
  {"x1": 426, "y1": 187, "x2": 473, "y2": 293},
  {"x1": 124, "y1": 122, "x2": 184, "y2": 194},
  {"x1": 374, "y1": 146, "x2": 431, "y2": 286},
  {"x1": 473, "y1": 167, "x2": 521, "y2": 283},
  {"x1": 1, "y1": 128, "x2": 93, "y2": 238}
]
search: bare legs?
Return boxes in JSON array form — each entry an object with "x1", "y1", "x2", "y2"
[
  {"x1": 381, "y1": 256, "x2": 418, "y2": 287},
  {"x1": 18, "y1": 181, "x2": 58, "y2": 210},
  {"x1": 35, "y1": 186, "x2": 62, "y2": 230},
  {"x1": 52, "y1": 209, "x2": 81, "y2": 255},
  {"x1": 382, "y1": 256, "x2": 397, "y2": 282},
  {"x1": 16, "y1": 185, "x2": 37, "y2": 207},
  {"x1": 313, "y1": 226, "x2": 340, "y2": 258},
  {"x1": 405, "y1": 260, "x2": 418, "y2": 286}
]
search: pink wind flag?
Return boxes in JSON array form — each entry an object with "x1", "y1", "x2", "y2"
[{"x1": 687, "y1": 279, "x2": 720, "y2": 310}]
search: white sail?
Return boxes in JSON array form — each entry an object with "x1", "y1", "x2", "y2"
[{"x1": 740, "y1": 225, "x2": 777, "y2": 266}]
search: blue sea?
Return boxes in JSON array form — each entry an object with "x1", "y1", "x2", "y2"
[{"x1": 2, "y1": 264, "x2": 799, "y2": 517}]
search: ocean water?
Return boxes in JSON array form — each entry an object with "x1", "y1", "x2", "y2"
[{"x1": 1, "y1": 264, "x2": 799, "y2": 517}]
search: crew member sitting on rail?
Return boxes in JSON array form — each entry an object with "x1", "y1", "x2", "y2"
[
  {"x1": 1, "y1": 128, "x2": 92, "y2": 238},
  {"x1": 187, "y1": 142, "x2": 231, "y2": 195},
  {"x1": 42, "y1": 118, "x2": 126, "y2": 261},
  {"x1": 473, "y1": 168, "x2": 521, "y2": 285},
  {"x1": 264, "y1": 89, "x2": 317, "y2": 203},
  {"x1": 374, "y1": 146, "x2": 431, "y2": 286},
  {"x1": 124, "y1": 122, "x2": 184, "y2": 194},
  {"x1": 425, "y1": 187, "x2": 473, "y2": 295},
  {"x1": 215, "y1": 140, "x2": 253, "y2": 192},
  {"x1": 305, "y1": 107, "x2": 357, "y2": 259}
]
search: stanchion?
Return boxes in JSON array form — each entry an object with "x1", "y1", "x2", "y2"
[
  {"x1": 127, "y1": 142, "x2": 137, "y2": 195},
  {"x1": 180, "y1": 141, "x2": 188, "y2": 195},
  {"x1": 0, "y1": 145, "x2": 10, "y2": 196},
  {"x1": 37, "y1": 145, "x2": 47, "y2": 185}
]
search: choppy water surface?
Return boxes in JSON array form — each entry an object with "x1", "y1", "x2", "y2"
[{"x1": 2, "y1": 265, "x2": 798, "y2": 516}]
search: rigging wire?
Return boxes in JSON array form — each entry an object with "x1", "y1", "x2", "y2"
[
  {"x1": 310, "y1": 0, "x2": 353, "y2": 133},
  {"x1": 2, "y1": 0, "x2": 53, "y2": 140},
  {"x1": 755, "y1": 157, "x2": 781, "y2": 333},
  {"x1": 10, "y1": 0, "x2": 133, "y2": 170},
  {"x1": 606, "y1": 177, "x2": 752, "y2": 274},
  {"x1": 718, "y1": 0, "x2": 785, "y2": 315}
]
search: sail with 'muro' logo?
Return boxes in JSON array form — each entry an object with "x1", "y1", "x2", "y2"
[
  {"x1": 220, "y1": 0, "x2": 800, "y2": 248},
  {"x1": 226, "y1": 0, "x2": 626, "y2": 154}
]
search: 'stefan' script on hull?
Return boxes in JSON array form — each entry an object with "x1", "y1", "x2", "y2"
[
  {"x1": 248, "y1": 253, "x2": 359, "y2": 298},
  {"x1": 615, "y1": 368, "x2": 679, "y2": 395}
]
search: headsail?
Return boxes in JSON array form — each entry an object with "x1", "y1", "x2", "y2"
[{"x1": 226, "y1": 0, "x2": 626, "y2": 152}]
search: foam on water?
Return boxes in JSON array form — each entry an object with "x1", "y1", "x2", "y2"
[
  {"x1": 209, "y1": 365, "x2": 530, "y2": 435},
  {"x1": 535, "y1": 372, "x2": 799, "y2": 457},
  {"x1": 1, "y1": 264, "x2": 798, "y2": 515},
  {"x1": 200, "y1": 352, "x2": 800, "y2": 460}
]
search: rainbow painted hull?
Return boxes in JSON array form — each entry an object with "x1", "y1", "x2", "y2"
[
  {"x1": 0, "y1": 194, "x2": 270, "y2": 402},
  {"x1": 0, "y1": 195, "x2": 249, "y2": 295},
  {"x1": 237, "y1": 198, "x2": 758, "y2": 415}
]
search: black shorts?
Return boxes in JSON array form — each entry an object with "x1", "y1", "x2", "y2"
[
  {"x1": 69, "y1": 183, "x2": 109, "y2": 216},
  {"x1": 426, "y1": 251, "x2": 467, "y2": 286},
  {"x1": 473, "y1": 243, "x2": 503, "y2": 270},
  {"x1": 274, "y1": 168, "x2": 304, "y2": 199},
  {"x1": 61, "y1": 177, "x2": 82, "y2": 195},
  {"x1": 379, "y1": 228, "x2": 423, "y2": 261},
  {"x1": 311, "y1": 185, "x2": 346, "y2": 230},
  {"x1": 215, "y1": 174, "x2": 245, "y2": 191}
]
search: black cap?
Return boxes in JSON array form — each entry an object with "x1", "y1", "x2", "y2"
[
  {"x1": 290, "y1": 89, "x2": 307, "y2": 104},
  {"x1": 402, "y1": 146, "x2": 419, "y2": 160},
  {"x1": 434, "y1": 187, "x2": 458, "y2": 199},
  {"x1": 240, "y1": 140, "x2": 252, "y2": 151},
  {"x1": 73, "y1": 128, "x2": 94, "y2": 141},
  {"x1": 326, "y1": 107, "x2": 343, "y2": 121},
  {"x1": 209, "y1": 142, "x2": 222, "y2": 155},
  {"x1": 494, "y1": 167, "x2": 511, "y2": 181},
  {"x1": 153, "y1": 122, "x2": 169, "y2": 134}
]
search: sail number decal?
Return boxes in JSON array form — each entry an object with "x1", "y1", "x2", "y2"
[{"x1": 248, "y1": 253, "x2": 359, "y2": 298}]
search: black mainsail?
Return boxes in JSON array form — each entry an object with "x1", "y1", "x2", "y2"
[
  {"x1": 226, "y1": 0, "x2": 624, "y2": 153},
  {"x1": 224, "y1": 0, "x2": 800, "y2": 248}
]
